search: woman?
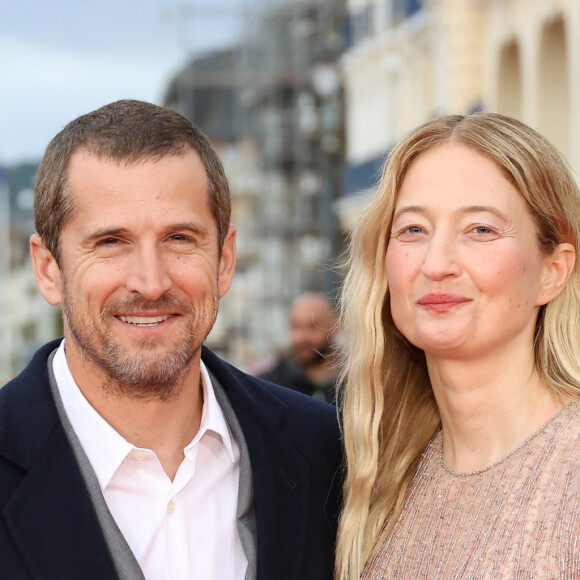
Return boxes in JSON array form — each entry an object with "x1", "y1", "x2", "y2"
[{"x1": 336, "y1": 114, "x2": 580, "y2": 579}]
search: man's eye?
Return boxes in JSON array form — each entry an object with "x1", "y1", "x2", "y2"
[
  {"x1": 169, "y1": 234, "x2": 198, "y2": 244},
  {"x1": 100, "y1": 237, "x2": 120, "y2": 245}
]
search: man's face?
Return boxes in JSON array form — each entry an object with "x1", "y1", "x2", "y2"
[
  {"x1": 289, "y1": 296, "x2": 336, "y2": 367},
  {"x1": 34, "y1": 149, "x2": 235, "y2": 400}
]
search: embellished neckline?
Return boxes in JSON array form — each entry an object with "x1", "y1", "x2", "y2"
[{"x1": 438, "y1": 401, "x2": 578, "y2": 477}]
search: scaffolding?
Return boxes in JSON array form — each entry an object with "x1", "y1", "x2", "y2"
[{"x1": 164, "y1": 0, "x2": 347, "y2": 367}]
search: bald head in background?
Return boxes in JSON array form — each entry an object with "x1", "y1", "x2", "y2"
[
  {"x1": 289, "y1": 292, "x2": 337, "y2": 368},
  {"x1": 257, "y1": 291, "x2": 339, "y2": 403}
]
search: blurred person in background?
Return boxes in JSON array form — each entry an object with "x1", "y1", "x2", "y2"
[
  {"x1": 336, "y1": 113, "x2": 580, "y2": 579},
  {"x1": 0, "y1": 100, "x2": 342, "y2": 580},
  {"x1": 257, "y1": 291, "x2": 339, "y2": 404}
]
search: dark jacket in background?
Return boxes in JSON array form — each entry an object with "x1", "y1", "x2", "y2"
[{"x1": 259, "y1": 356, "x2": 337, "y2": 404}]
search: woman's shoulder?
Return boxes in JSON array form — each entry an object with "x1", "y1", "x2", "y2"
[
  {"x1": 556, "y1": 400, "x2": 580, "y2": 453},
  {"x1": 546, "y1": 401, "x2": 580, "y2": 490}
]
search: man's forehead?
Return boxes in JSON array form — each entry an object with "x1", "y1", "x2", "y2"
[
  {"x1": 63, "y1": 147, "x2": 213, "y2": 230},
  {"x1": 66, "y1": 148, "x2": 208, "y2": 194},
  {"x1": 68, "y1": 146, "x2": 205, "y2": 171}
]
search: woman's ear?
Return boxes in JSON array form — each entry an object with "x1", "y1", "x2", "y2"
[
  {"x1": 30, "y1": 234, "x2": 63, "y2": 306},
  {"x1": 537, "y1": 242, "x2": 576, "y2": 306}
]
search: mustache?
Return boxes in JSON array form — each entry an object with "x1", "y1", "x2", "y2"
[{"x1": 102, "y1": 294, "x2": 193, "y2": 315}]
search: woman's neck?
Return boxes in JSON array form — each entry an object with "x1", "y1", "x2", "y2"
[{"x1": 426, "y1": 354, "x2": 565, "y2": 473}]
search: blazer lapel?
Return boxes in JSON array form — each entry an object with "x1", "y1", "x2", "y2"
[
  {"x1": 202, "y1": 348, "x2": 311, "y2": 580},
  {"x1": 3, "y1": 426, "x2": 118, "y2": 579},
  {"x1": 0, "y1": 340, "x2": 118, "y2": 579},
  {"x1": 235, "y1": 400, "x2": 311, "y2": 580}
]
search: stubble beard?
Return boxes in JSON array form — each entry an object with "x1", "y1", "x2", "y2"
[{"x1": 61, "y1": 281, "x2": 219, "y2": 401}]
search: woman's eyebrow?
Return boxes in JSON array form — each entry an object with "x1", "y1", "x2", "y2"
[{"x1": 392, "y1": 205, "x2": 426, "y2": 221}]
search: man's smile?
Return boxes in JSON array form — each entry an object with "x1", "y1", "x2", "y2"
[{"x1": 116, "y1": 314, "x2": 173, "y2": 327}]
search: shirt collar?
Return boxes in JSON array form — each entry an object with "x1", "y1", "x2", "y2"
[
  {"x1": 191, "y1": 359, "x2": 237, "y2": 463},
  {"x1": 52, "y1": 340, "x2": 236, "y2": 491}
]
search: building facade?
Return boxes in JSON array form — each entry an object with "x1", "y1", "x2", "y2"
[
  {"x1": 339, "y1": 0, "x2": 580, "y2": 228},
  {"x1": 0, "y1": 164, "x2": 60, "y2": 383}
]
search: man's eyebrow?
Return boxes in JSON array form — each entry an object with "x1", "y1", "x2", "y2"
[
  {"x1": 84, "y1": 227, "x2": 129, "y2": 242},
  {"x1": 84, "y1": 222, "x2": 211, "y2": 243},
  {"x1": 168, "y1": 222, "x2": 210, "y2": 237}
]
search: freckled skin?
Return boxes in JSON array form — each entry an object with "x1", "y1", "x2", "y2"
[{"x1": 386, "y1": 143, "x2": 553, "y2": 362}]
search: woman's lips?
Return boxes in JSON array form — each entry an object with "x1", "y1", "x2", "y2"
[{"x1": 417, "y1": 293, "x2": 471, "y2": 312}]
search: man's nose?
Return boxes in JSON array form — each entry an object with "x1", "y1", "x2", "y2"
[{"x1": 125, "y1": 246, "x2": 172, "y2": 300}]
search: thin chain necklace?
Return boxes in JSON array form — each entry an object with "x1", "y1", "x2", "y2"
[{"x1": 439, "y1": 401, "x2": 577, "y2": 477}]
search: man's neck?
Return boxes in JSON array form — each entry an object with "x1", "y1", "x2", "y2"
[
  {"x1": 70, "y1": 360, "x2": 204, "y2": 481},
  {"x1": 95, "y1": 387, "x2": 203, "y2": 480}
]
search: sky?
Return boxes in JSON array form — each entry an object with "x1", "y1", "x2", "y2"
[{"x1": 0, "y1": 0, "x2": 245, "y2": 166}]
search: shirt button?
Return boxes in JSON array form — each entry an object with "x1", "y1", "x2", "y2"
[
  {"x1": 167, "y1": 500, "x2": 176, "y2": 514},
  {"x1": 132, "y1": 450, "x2": 148, "y2": 461}
]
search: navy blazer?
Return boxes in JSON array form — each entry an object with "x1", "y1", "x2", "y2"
[{"x1": 0, "y1": 340, "x2": 343, "y2": 579}]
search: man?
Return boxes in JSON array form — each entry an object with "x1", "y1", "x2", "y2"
[
  {"x1": 0, "y1": 100, "x2": 342, "y2": 580},
  {"x1": 257, "y1": 292, "x2": 339, "y2": 403}
]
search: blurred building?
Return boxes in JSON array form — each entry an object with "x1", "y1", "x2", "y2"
[
  {"x1": 0, "y1": 164, "x2": 60, "y2": 383},
  {"x1": 0, "y1": 168, "x2": 10, "y2": 382},
  {"x1": 338, "y1": 0, "x2": 580, "y2": 228},
  {"x1": 5, "y1": 0, "x2": 577, "y2": 378},
  {"x1": 165, "y1": 0, "x2": 347, "y2": 368}
]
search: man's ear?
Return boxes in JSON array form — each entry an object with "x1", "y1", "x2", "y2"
[
  {"x1": 217, "y1": 225, "x2": 236, "y2": 299},
  {"x1": 30, "y1": 234, "x2": 63, "y2": 306},
  {"x1": 537, "y1": 242, "x2": 576, "y2": 306}
]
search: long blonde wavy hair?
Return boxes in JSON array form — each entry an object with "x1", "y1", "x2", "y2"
[{"x1": 335, "y1": 113, "x2": 580, "y2": 579}]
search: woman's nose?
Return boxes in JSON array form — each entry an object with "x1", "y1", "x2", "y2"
[{"x1": 420, "y1": 233, "x2": 461, "y2": 280}]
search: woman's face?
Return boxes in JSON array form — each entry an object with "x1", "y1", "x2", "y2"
[{"x1": 385, "y1": 142, "x2": 555, "y2": 362}]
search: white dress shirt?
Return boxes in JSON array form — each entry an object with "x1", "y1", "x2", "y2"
[{"x1": 52, "y1": 340, "x2": 248, "y2": 580}]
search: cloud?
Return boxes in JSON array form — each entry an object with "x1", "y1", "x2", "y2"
[
  {"x1": 0, "y1": 0, "x2": 244, "y2": 166},
  {"x1": 0, "y1": 35, "x2": 182, "y2": 164}
]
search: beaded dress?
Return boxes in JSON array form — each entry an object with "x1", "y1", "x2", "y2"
[{"x1": 363, "y1": 402, "x2": 580, "y2": 579}]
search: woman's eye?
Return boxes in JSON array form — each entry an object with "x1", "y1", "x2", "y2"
[
  {"x1": 393, "y1": 225, "x2": 426, "y2": 240},
  {"x1": 471, "y1": 225, "x2": 497, "y2": 236}
]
